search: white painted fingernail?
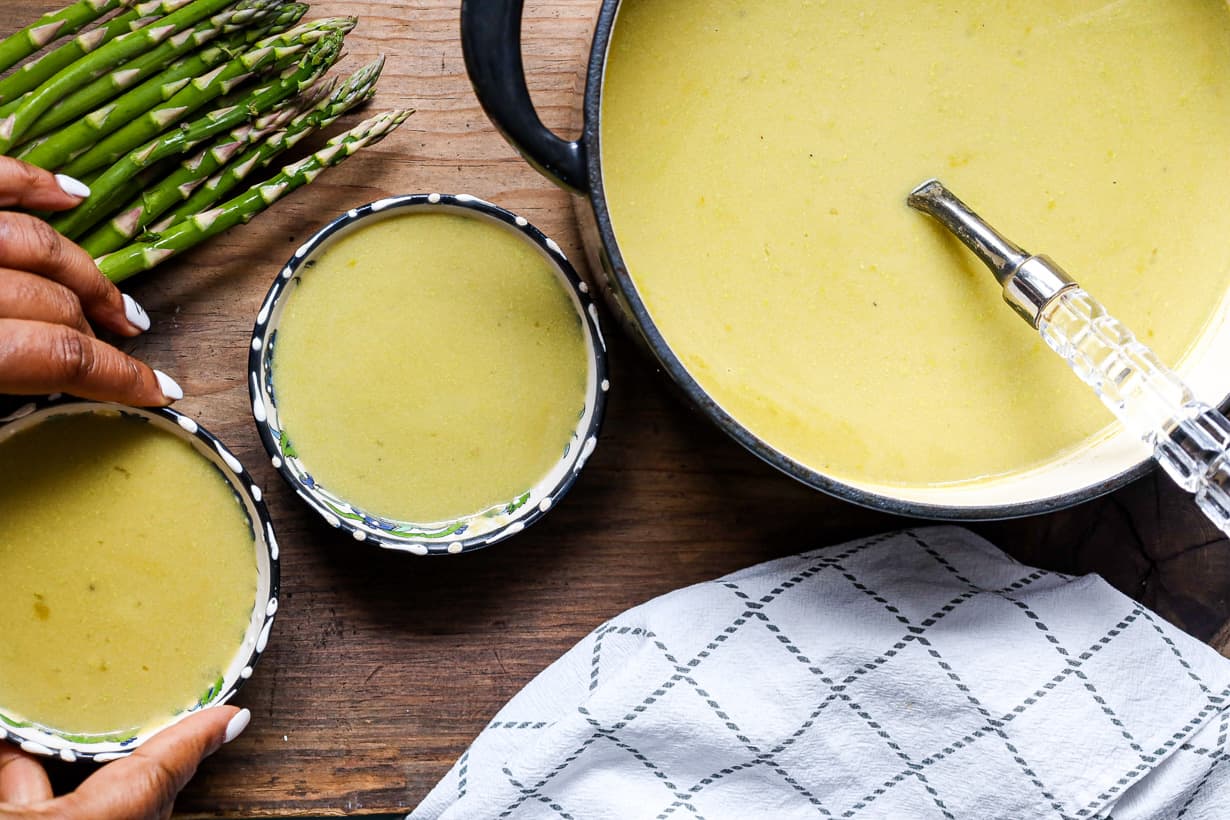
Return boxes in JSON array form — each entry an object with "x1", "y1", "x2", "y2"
[
  {"x1": 122, "y1": 293, "x2": 150, "y2": 332},
  {"x1": 223, "y1": 708, "x2": 251, "y2": 744},
  {"x1": 54, "y1": 173, "x2": 91, "y2": 199},
  {"x1": 154, "y1": 369, "x2": 184, "y2": 401}
]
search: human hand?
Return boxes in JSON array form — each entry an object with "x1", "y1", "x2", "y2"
[
  {"x1": 0, "y1": 157, "x2": 182, "y2": 406},
  {"x1": 0, "y1": 706, "x2": 250, "y2": 820}
]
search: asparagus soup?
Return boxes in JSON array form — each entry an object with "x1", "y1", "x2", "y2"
[
  {"x1": 602, "y1": 0, "x2": 1230, "y2": 488},
  {"x1": 0, "y1": 411, "x2": 257, "y2": 738},
  {"x1": 271, "y1": 210, "x2": 589, "y2": 523}
]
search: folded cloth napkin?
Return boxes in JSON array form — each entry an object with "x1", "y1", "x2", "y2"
[{"x1": 410, "y1": 526, "x2": 1230, "y2": 819}]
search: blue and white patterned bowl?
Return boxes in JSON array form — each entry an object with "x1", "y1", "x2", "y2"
[
  {"x1": 249, "y1": 194, "x2": 609, "y2": 555},
  {"x1": 0, "y1": 396, "x2": 279, "y2": 762}
]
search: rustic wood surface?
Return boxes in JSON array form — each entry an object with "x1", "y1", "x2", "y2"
[{"x1": 7, "y1": 0, "x2": 1230, "y2": 816}]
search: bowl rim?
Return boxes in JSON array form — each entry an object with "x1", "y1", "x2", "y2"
[
  {"x1": 249, "y1": 192, "x2": 610, "y2": 555},
  {"x1": 0, "y1": 395, "x2": 279, "y2": 762}
]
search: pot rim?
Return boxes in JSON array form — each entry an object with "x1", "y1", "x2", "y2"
[{"x1": 573, "y1": 0, "x2": 1154, "y2": 520}]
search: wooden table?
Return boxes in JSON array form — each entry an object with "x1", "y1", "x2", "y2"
[{"x1": 9, "y1": 1, "x2": 1230, "y2": 815}]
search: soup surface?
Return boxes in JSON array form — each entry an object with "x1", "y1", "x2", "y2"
[
  {"x1": 602, "y1": 0, "x2": 1230, "y2": 487},
  {"x1": 0, "y1": 412, "x2": 256, "y2": 737},
  {"x1": 272, "y1": 211, "x2": 588, "y2": 522}
]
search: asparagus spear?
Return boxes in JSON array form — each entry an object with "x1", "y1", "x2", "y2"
[
  {"x1": 207, "y1": 16, "x2": 355, "y2": 111},
  {"x1": 0, "y1": 0, "x2": 242, "y2": 153},
  {"x1": 80, "y1": 161, "x2": 170, "y2": 234},
  {"x1": 19, "y1": 0, "x2": 295, "y2": 146},
  {"x1": 52, "y1": 17, "x2": 350, "y2": 177},
  {"x1": 0, "y1": 0, "x2": 130, "y2": 76},
  {"x1": 97, "y1": 109, "x2": 412, "y2": 282},
  {"x1": 79, "y1": 80, "x2": 334, "y2": 256},
  {"x1": 51, "y1": 159, "x2": 181, "y2": 240},
  {"x1": 51, "y1": 30, "x2": 344, "y2": 238},
  {"x1": 26, "y1": 36, "x2": 277, "y2": 174},
  {"x1": 156, "y1": 56, "x2": 385, "y2": 229},
  {"x1": 0, "y1": 0, "x2": 195, "y2": 108}
]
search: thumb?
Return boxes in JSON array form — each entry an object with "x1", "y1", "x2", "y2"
[{"x1": 56, "y1": 707, "x2": 249, "y2": 820}]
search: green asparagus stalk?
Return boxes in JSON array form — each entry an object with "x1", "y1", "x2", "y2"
[
  {"x1": 0, "y1": 0, "x2": 242, "y2": 153},
  {"x1": 0, "y1": 0, "x2": 195, "y2": 108},
  {"x1": 25, "y1": 36, "x2": 272, "y2": 174},
  {"x1": 52, "y1": 17, "x2": 350, "y2": 177},
  {"x1": 20, "y1": 19, "x2": 233, "y2": 144},
  {"x1": 78, "y1": 79, "x2": 334, "y2": 256},
  {"x1": 20, "y1": 40, "x2": 235, "y2": 169},
  {"x1": 97, "y1": 109, "x2": 412, "y2": 282},
  {"x1": 0, "y1": 0, "x2": 130, "y2": 76},
  {"x1": 54, "y1": 159, "x2": 179, "y2": 240},
  {"x1": 81, "y1": 161, "x2": 170, "y2": 232},
  {"x1": 156, "y1": 56, "x2": 385, "y2": 230},
  {"x1": 205, "y1": 15, "x2": 355, "y2": 112},
  {"x1": 51, "y1": 30, "x2": 344, "y2": 238},
  {"x1": 18, "y1": 0, "x2": 294, "y2": 147},
  {"x1": 0, "y1": 96, "x2": 28, "y2": 122}
]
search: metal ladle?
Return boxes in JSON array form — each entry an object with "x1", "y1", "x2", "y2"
[{"x1": 908, "y1": 179, "x2": 1230, "y2": 537}]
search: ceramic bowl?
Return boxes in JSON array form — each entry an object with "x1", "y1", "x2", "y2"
[
  {"x1": 0, "y1": 396, "x2": 278, "y2": 763},
  {"x1": 250, "y1": 193, "x2": 609, "y2": 555}
]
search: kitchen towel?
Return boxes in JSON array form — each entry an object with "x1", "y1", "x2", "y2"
[{"x1": 410, "y1": 526, "x2": 1230, "y2": 819}]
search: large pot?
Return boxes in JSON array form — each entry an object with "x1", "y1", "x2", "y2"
[{"x1": 458, "y1": 0, "x2": 1230, "y2": 520}]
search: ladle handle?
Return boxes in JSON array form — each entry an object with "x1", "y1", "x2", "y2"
[
  {"x1": 1039, "y1": 288, "x2": 1230, "y2": 536},
  {"x1": 459, "y1": 0, "x2": 589, "y2": 193}
]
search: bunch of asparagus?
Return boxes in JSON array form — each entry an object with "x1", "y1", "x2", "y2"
[{"x1": 0, "y1": 0, "x2": 412, "y2": 282}]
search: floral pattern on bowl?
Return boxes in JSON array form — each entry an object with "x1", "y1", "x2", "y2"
[
  {"x1": 249, "y1": 193, "x2": 609, "y2": 555},
  {"x1": 0, "y1": 396, "x2": 279, "y2": 762}
]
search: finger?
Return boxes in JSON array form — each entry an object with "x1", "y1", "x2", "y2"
[
  {"x1": 0, "y1": 212, "x2": 147, "y2": 337},
  {"x1": 0, "y1": 268, "x2": 94, "y2": 337},
  {"x1": 0, "y1": 746, "x2": 53, "y2": 806},
  {"x1": 0, "y1": 156, "x2": 91, "y2": 212},
  {"x1": 57, "y1": 707, "x2": 246, "y2": 820},
  {"x1": 0, "y1": 319, "x2": 183, "y2": 406}
]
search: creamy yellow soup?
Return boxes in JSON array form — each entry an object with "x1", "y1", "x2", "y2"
[
  {"x1": 0, "y1": 412, "x2": 256, "y2": 737},
  {"x1": 272, "y1": 212, "x2": 588, "y2": 523},
  {"x1": 602, "y1": 0, "x2": 1230, "y2": 487}
]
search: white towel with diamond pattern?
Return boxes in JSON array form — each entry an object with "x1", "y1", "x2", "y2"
[{"x1": 410, "y1": 526, "x2": 1230, "y2": 819}]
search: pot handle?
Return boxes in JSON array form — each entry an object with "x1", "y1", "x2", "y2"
[{"x1": 460, "y1": 0, "x2": 589, "y2": 194}]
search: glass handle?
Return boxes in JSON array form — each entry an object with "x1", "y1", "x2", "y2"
[{"x1": 1038, "y1": 288, "x2": 1230, "y2": 536}]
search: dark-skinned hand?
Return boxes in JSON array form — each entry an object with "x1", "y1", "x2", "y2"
[
  {"x1": 0, "y1": 707, "x2": 250, "y2": 820},
  {"x1": 0, "y1": 156, "x2": 182, "y2": 405},
  {"x1": 0, "y1": 157, "x2": 223, "y2": 816}
]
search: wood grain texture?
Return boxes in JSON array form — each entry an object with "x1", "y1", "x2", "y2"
[{"x1": 6, "y1": 1, "x2": 1230, "y2": 815}]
